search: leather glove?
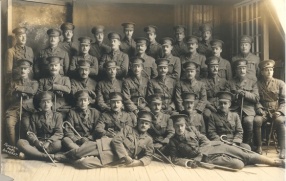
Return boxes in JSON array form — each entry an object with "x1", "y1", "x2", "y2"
[
  {"x1": 76, "y1": 137, "x2": 89, "y2": 145},
  {"x1": 187, "y1": 160, "x2": 199, "y2": 168},
  {"x1": 126, "y1": 159, "x2": 143, "y2": 167},
  {"x1": 256, "y1": 108, "x2": 265, "y2": 116},
  {"x1": 274, "y1": 112, "x2": 281, "y2": 117},
  {"x1": 238, "y1": 90, "x2": 245, "y2": 97}
]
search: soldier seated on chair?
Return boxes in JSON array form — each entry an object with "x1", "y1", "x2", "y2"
[
  {"x1": 180, "y1": 92, "x2": 206, "y2": 135},
  {"x1": 208, "y1": 91, "x2": 251, "y2": 150},
  {"x1": 95, "y1": 92, "x2": 136, "y2": 139},
  {"x1": 122, "y1": 57, "x2": 150, "y2": 114},
  {"x1": 58, "y1": 111, "x2": 154, "y2": 169},
  {"x1": 62, "y1": 90, "x2": 101, "y2": 150},
  {"x1": 169, "y1": 114, "x2": 285, "y2": 169},
  {"x1": 229, "y1": 59, "x2": 260, "y2": 146},
  {"x1": 254, "y1": 59, "x2": 286, "y2": 158},
  {"x1": 147, "y1": 94, "x2": 174, "y2": 153},
  {"x1": 38, "y1": 56, "x2": 71, "y2": 111},
  {"x1": 6, "y1": 59, "x2": 38, "y2": 146},
  {"x1": 17, "y1": 91, "x2": 64, "y2": 162}
]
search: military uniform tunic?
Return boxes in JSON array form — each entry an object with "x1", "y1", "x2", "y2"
[
  {"x1": 229, "y1": 77, "x2": 259, "y2": 116},
  {"x1": 139, "y1": 53, "x2": 158, "y2": 79},
  {"x1": 100, "y1": 50, "x2": 129, "y2": 79},
  {"x1": 146, "y1": 41, "x2": 163, "y2": 59},
  {"x1": 198, "y1": 40, "x2": 213, "y2": 58},
  {"x1": 122, "y1": 75, "x2": 149, "y2": 112},
  {"x1": 96, "y1": 78, "x2": 122, "y2": 111},
  {"x1": 232, "y1": 53, "x2": 260, "y2": 81},
  {"x1": 147, "y1": 76, "x2": 176, "y2": 110},
  {"x1": 64, "y1": 107, "x2": 101, "y2": 141},
  {"x1": 120, "y1": 37, "x2": 136, "y2": 58},
  {"x1": 95, "y1": 111, "x2": 136, "y2": 138},
  {"x1": 35, "y1": 46, "x2": 70, "y2": 78},
  {"x1": 89, "y1": 42, "x2": 111, "y2": 60},
  {"x1": 148, "y1": 112, "x2": 174, "y2": 143},
  {"x1": 38, "y1": 74, "x2": 71, "y2": 109},
  {"x1": 208, "y1": 111, "x2": 243, "y2": 144},
  {"x1": 171, "y1": 41, "x2": 188, "y2": 57},
  {"x1": 6, "y1": 45, "x2": 34, "y2": 81},
  {"x1": 217, "y1": 57, "x2": 232, "y2": 80},
  {"x1": 181, "y1": 110, "x2": 206, "y2": 135},
  {"x1": 161, "y1": 54, "x2": 181, "y2": 80},
  {"x1": 69, "y1": 54, "x2": 99, "y2": 79},
  {"x1": 175, "y1": 79, "x2": 207, "y2": 112},
  {"x1": 58, "y1": 41, "x2": 78, "y2": 58}
]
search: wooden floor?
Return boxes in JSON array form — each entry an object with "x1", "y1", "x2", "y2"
[{"x1": 1, "y1": 147, "x2": 285, "y2": 181}]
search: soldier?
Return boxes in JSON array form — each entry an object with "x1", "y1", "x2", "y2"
[
  {"x1": 17, "y1": 91, "x2": 64, "y2": 162},
  {"x1": 95, "y1": 92, "x2": 136, "y2": 139},
  {"x1": 144, "y1": 25, "x2": 163, "y2": 59},
  {"x1": 69, "y1": 36, "x2": 98, "y2": 79},
  {"x1": 254, "y1": 60, "x2": 285, "y2": 158},
  {"x1": 62, "y1": 90, "x2": 101, "y2": 150},
  {"x1": 160, "y1": 37, "x2": 181, "y2": 80},
  {"x1": 180, "y1": 92, "x2": 206, "y2": 135},
  {"x1": 38, "y1": 56, "x2": 71, "y2": 110},
  {"x1": 208, "y1": 91, "x2": 250, "y2": 150},
  {"x1": 5, "y1": 59, "x2": 38, "y2": 146},
  {"x1": 35, "y1": 29, "x2": 70, "y2": 78},
  {"x1": 89, "y1": 25, "x2": 111, "y2": 60},
  {"x1": 122, "y1": 57, "x2": 149, "y2": 114},
  {"x1": 210, "y1": 39, "x2": 232, "y2": 80},
  {"x1": 197, "y1": 23, "x2": 213, "y2": 58},
  {"x1": 70, "y1": 60, "x2": 97, "y2": 106},
  {"x1": 169, "y1": 114, "x2": 285, "y2": 169},
  {"x1": 100, "y1": 32, "x2": 129, "y2": 80},
  {"x1": 96, "y1": 61, "x2": 122, "y2": 112},
  {"x1": 59, "y1": 22, "x2": 78, "y2": 58},
  {"x1": 147, "y1": 94, "x2": 174, "y2": 152},
  {"x1": 232, "y1": 35, "x2": 260, "y2": 81},
  {"x1": 147, "y1": 58, "x2": 176, "y2": 114},
  {"x1": 172, "y1": 25, "x2": 188, "y2": 57},
  {"x1": 229, "y1": 59, "x2": 259, "y2": 146},
  {"x1": 201, "y1": 56, "x2": 229, "y2": 135},
  {"x1": 135, "y1": 37, "x2": 158, "y2": 79},
  {"x1": 120, "y1": 22, "x2": 136, "y2": 58},
  {"x1": 6, "y1": 27, "x2": 34, "y2": 83},
  {"x1": 180, "y1": 35, "x2": 207, "y2": 79},
  {"x1": 175, "y1": 61, "x2": 207, "y2": 113},
  {"x1": 59, "y1": 111, "x2": 154, "y2": 169}
]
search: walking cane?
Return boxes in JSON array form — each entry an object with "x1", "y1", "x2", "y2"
[
  {"x1": 220, "y1": 135, "x2": 257, "y2": 154},
  {"x1": 240, "y1": 96, "x2": 244, "y2": 121},
  {"x1": 54, "y1": 94, "x2": 57, "y2": 112},
  {"x1": 18, "y1": 95, "x2": 23, "y2": 140}
]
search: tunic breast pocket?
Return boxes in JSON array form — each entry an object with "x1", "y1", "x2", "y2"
[
  {"x1": 130, "y1": 89, "x2": 138, "y2": 95},
  {"x1": 154, "y1": 88, "x2": 162, "y2": 94}
]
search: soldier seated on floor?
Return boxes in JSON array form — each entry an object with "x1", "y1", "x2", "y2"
[
  {"x1": 62, "y1": 90, "x2": 101, "y2": 150},
  {"x1": 94, "y1": 92, "x2": 136, "y2": 139},
  {"x1": 208, "y1": 91, "x2": 251, "y2": 150},
  {"x1": 17, "y1": 91, "x2": 64, "y2": 162},
  {"x1": 180, "y1": 92, "x2": 206, "y2": 135},
  {"x1": 58, "y1": 111, "x2": 154, "y2": 169},
  {"x1": 169, "y1": 114, "x2": 285, "y2": 169},
  {"x1": 147, "y1": 94, "x2": 174, "y2": 154}
]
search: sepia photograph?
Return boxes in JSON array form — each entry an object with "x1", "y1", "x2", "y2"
[{"x1": 1, "y1": 0, "x2": 285, "y2": 180}]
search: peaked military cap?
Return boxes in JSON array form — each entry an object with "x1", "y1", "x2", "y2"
[
  {"x1": 173, "y1": 25, "x2": 186, "y2": 33},
  {"x1": 216, "y1": 91, "x2": 233, "y2": 101},
  {"x1": 47, "y1": 28, "x2": 61, "y2": 37},
  {"x1": 17, "y1": 59, "x2": 33, "y2": 67},
  {"x1": 161, "y1": 37, "x2": 174, "y2": 46},
  {"x1": 205, "y1": 56, "x2": 220, "y2": 65},
  {"x1": 210, "y1": 39, "x2": 224, "y2": 48},
  {"x1": 199, "y1": 23, "x2": 212, "y2": 32},
  {"x1": 185, "y1": 35, "x2": 199, "y2": 44},
  {"x1": 107, "y1": 32, "x2": 121, "y2": 40},
  {"x1": 259, "y1": 59, "x2": 275, "y2": 69},
  {"x1": 109, "y1": 92, "x2": 123, "y2": 101},
  {"x1": 240, "y1": 35, "x2": 253, "y2": 44},
  {"x1": 144, "y1": 25, "x2": 158, "y2": 34},
  {"x1": 91, "y1": 25, "x2": 105, "y2": 34},
  {"x1": 135, "y1": 37, "x2": 149, "y2": 45},
  {"x1": 46, "y1": 56, "x2": 62, "y2": 64},
  {"x1": 78, "y1": 36, "x2": 92, "y2": 45},
  {"x1": 156, "y1": 58, "x2": 170, "y2": 67},
  {"x1": 12, "y1": 27, "x2": 27, "y2": 35},
  {"x1": 121, "y1": 22, "x2": 135, "y2": 30},
  {"x1": 170, "y1": 114, "x2": 189, "y2": 123},
  {"x1": 138, "y1": 111, "x2": 154, "y2": 122},
  {"x1": 60, "y1": 22, "x2": 75, "y2": 31},
  {"x1": 74, "y1": 90, "x2": 90, "y2": 100},
  {"x1": 233, "y1": 59, "x2": 247, "y2": 67}
]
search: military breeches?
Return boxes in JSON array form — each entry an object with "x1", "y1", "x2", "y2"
[
  {"x1": 254, "y1": 115, "x2": 285, "y2": 148},
  {"x1": 62, "y1": 137, "x2": 80, "y2": 150},
  {"x1": 6, "y1": 108, "x2": 30, "y2": 146},
  {"x1": 17, "y1": 139, "x2": 62, "y2": 161},
  {"x1": 66, "y1": 141, "x2": 99, "y2": 159},
  {"x1": 242, "y1": 115, "x2": 254, "y2": 145}
]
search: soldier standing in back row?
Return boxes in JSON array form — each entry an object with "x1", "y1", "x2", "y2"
[
  {"x1": 197, "y1": 23, "x2": 213, "y2": 58},
  {"x1": 232, "y1": 35, "x2": 260, "y2": 81},
  {"x1": 210, "y1": 39, "x2": 232, "y2": 80},
  {"x1": 172, "y1": 25, "x2": 188, "y2": 57},
  {"x1": 144, "y1": 25, "x2": 163, "y2": 59},
  {"x1": 120, "y1": 22, "x2": 136, "y2": 58},
  {"x1": 6, "y1": 27, "x2": 34, "y2": 83},
  {"x1": 122, "y1": 57, "x2": 149, "y2": 114},
  {"x1": 89, "y1": 25, "x2": 111, "y2": 60},
  {"x1": 69, "y1": 36, "x2": 98, "y2": 80},
  {"x1": 100, "y1": 32, "x2": 129, "y2": 80},
  {"x1": 59, "y1": 22, "x2": 78, "y2": 59},
  {"x1": 254, "y1": 60, "x2": 285, "y2": 158},
  {"x1": 160, "y1": 37, "x2": 181, "y2": 80},
  {"x1": 35, "y1": 29, "x2": 70, "y2": 78},
  {"x1": 135, "y1": 37, "x2": 158, "y2": 79}
]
